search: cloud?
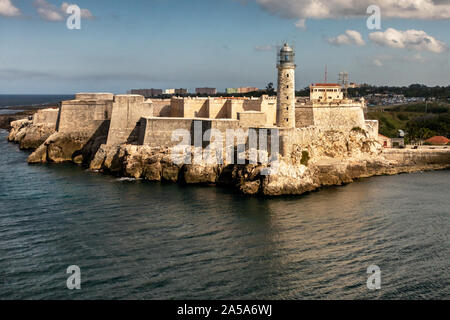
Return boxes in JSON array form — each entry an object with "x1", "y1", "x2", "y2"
[
  {"x1": 294, "y1": 18, "x2": 306, "y2": 30},
  {"x1": 34, "y1": 0, "x2": 64, "y2": 21},
  {"x1": 369, "y1": 28, "x2": 447, "y2": 53},
  {"x1": 371, "y1": 52, "x2": 427, "y2": 67},
  {"x1": 254, "y1": 45, "x2": 276, "y2": 52},
  {"x1": 0, "y1": 68, "x2": 162, "y2": 82},
  {"x1": 373, "y1": 59, "x2": 384, "y2": 67},
  {"x1": 406, "y1": 53, "x2": 426, "y2": 63},
  {"x1": 328, "y1": 30, "x2": 366, "y2": 46},
  {"x1": 252, "y1": 0, "x2": 450, "y2": 20},
  {"x1": 0, "y1": 0, "x2": 21, "y2": 17},
  {"x1": 0, "y1": 68, "x2": 55, "y2": 80},
  {"x1": 61, "y1": 2, "x2": 94, "y2": 19},
  {"x1": 33, "y1": 0, "x2": 93, "y2": 22}
]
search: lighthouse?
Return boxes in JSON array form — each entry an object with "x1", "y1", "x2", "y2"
[{"x1": 276, "y1": 43, "x2": 296, "y2": 128}]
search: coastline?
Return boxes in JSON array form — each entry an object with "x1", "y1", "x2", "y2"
[
  {"x1": 5, "y1": 113, "x2": 450, "y2": 196},
  {"x1": 0, "y1": 103, "x2": 59, "y2": 131}
]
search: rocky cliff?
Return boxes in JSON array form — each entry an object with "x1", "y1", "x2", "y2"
[
  {"x1": 7, "y1": 119, "x2": 450, "y2": 196},
  {"x1": 8, "y1": 119, "x2": 56, "y2": 150}
]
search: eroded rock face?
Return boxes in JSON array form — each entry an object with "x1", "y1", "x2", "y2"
[
  {"x1": 27, "y1": 132, "x2": 105, "y2": 164},
  {"x1": 8, "y1": 119, "x2": 56, "y2": 150},
  {"x1": 10, "y1": 121, "x2": 449, "y2": 196},
  {"x1": 83, "y1": 129, "x2": 450, "y2": 196}
]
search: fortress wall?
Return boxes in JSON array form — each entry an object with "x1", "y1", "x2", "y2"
[
  {"x1": 139, "y1": 118, "x2": 194, "y2": 148},
  {"x1": 228, "y1": 100, "x2": 245, "y2": 121},
  {"x1": 312, "y1": 105, "x2": 365, "y2": 131},
  {"x1": 365, "y1": 120, "x2": 379, "y2": 140},
  {"x1": 33, "y1": 108, "x2": 59, "y2": 128},
  {"x1": 106, "y1": 95, "x2": 153, "y2": 145},
  {"x1": 243, "y1": 99, "x2": 262, "y2": 111},
  {"x1": 238, "y1": 112, "x2": 266, "y2": 128},
  {"x1": 210, "y1": 119, "x2": 240, "y2": 132},
  {"x1": 260, "y1": 98, "x2": 277, "y2": 126},
  {"x1": 295, "y1": 106, "x2": 314, "y2": 128},
  {"x1": 58, "y1": 99, "x2": 113, "y2": 135},
  {"x1": 172, "y1": 99, "x2": 209, "y2": 118},
  {"x1": 152, "y1": 99, "x2": 172, "y2": 117},
  {"x1": 75, "y1": 93, "x2": 114, "y2": 101},
  {"x1": 382, "y1": 149, "x2": 450, "y2": 165},
  {"x1": 279, "y1": 126, "x2": 321, "y2": 157},
  {"x1": 139, "y1": 117, "x2": 239, "y2": 149},
  {"x1": 170, "y1": 98, "x2": 185, "y2": 117},
  {"x1": 207, "y1": 99, "x2": 229, "y2": 119}
]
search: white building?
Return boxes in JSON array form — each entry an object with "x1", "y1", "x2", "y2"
[{"x1": 309, "y1": 83, "x2": 343, "y2": 102}]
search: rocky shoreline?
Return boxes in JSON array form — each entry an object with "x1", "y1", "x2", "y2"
[
  {"x1": 6, "y1": 116, "x2": 450, "y2": 196},
  {"x1": 0, "y1": 103, "x2": 59, "y2": 131}
]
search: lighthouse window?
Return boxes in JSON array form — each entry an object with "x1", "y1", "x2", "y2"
[
  {"x1": 287, "y1": 96, "x2": 289, "y2": 100},
  {"x1": 286, "y1": 74, "x2": 289, "y2": 78},
  {"x1": 286, "y1": 85, "x2": 289, "y2": 88}
]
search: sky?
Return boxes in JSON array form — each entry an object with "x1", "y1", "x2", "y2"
[{"x1": 0, "y1": 0, "x2": 449, "y2": 94}]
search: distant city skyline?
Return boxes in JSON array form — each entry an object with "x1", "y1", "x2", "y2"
[{"x1": 0, "y1": 0, "x2": 449, "y2": 94}]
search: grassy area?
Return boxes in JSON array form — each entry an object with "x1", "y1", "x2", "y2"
[
  {"x1": 366, "y1": 102, "x2": 450, "y2": 142},
  {"x1": 366, "y1": 110, "x2": 423, "y2": 138}
]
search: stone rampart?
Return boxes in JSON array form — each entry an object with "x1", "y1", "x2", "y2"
[
  {"x1": 106, "y1": 95, "x2": 153, "y2": 145},
  {"x1": 311, "y1": 105, "x2": 365, "y2": 131},
  {"x1": 33, "y1": 108, "x2": 59, "y2": 129},
  {"x1": 382, "y1": 149, "x2": 450, "y2": 165},
  {"x1": 238, "y1": 111, "x2": 267, "y2": 127},
  {"x1": 138, "y1": 117, "x2": 240, "y2": 149},
  {"x1": 58, "y1": 99, "x2": 113, "y2": 135}
]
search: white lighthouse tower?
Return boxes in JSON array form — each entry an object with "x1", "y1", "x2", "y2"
[{"x1": 276, "y1": 43, "x2": 296, "y2": 128}]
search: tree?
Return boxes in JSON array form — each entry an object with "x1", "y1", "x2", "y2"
[{"x1": 265, "y1": 82, "x2": 274, "y2": 93}]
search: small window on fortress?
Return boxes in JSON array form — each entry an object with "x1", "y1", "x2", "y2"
[
  {"x1": 286, "y1": 85, "x2": 289, "y2": 88},
  {"x1": 287, "y1": 96, "x2": 289, "y2": 100},
  {"x1": 286, "y1": 74, "x2": 289, "y2": 78}
]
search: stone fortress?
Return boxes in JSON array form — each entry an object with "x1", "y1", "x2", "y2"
[
  {"x1": 9, "y1": 43, "x2": 449, "y2": 195},
  {"x1": 32, "y1": 43, "x2": 377, "y2": 157}
]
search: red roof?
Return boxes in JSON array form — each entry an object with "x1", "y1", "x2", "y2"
[
  {"x1": 424, "y1": 136, "x2": 450, "y2": 145},
  {"x1": 311, "y1": 83, "x2": 341, "y2": 87},
  {"x1": 378, "y1": 134, "x2": 390, "y2": 140}
]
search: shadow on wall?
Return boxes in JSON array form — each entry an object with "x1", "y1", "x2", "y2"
[
  {"x1": 126, "y1": 121, "x2": 141, "y2": 145},
  {"x1": 72, "y1": 120, "x2": 111, "y2": 164}
]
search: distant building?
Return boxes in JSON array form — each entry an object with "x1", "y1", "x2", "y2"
[
  {"x1": 130, "y1": 88, "x2": 162, "y2": 98},
  {"x1": 226, "y1": 87, "x2": 259, "y2": 94},
  {"x1": 196, "y1": 87, "x2": 217, "y2": 95},
  {"x1": 238, "y1": 87, "x2": 259, "y2": 94},
  {"x1": 391, "y1": 138, "x2": 405, "y2": 148},
  {"x1": 226, "y1": 88, "x2": 238, "y2": 94},
  {"x1": 378, "y1": 134, "x2": 405, "y2": 148},
  {"x1": 164, "y1": 89, "x2": 176, "y2": 95},
  {"x1": 425, "y1": 136, "x2": 450, "y2": 145},
  {"x1": 175, "y1": 88, "x2": 188, "y2": 95},
  {"x1": 309, "y1": 83, "x2": 343, "y2": 102},
  {"x1": 378, "y1": 134, "x2": 392, "y2": 148}
]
